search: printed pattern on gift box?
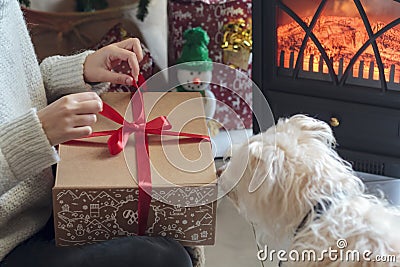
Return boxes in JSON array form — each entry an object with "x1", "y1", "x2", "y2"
[
  {"x1": 168, "y1": 0, "x2": 252, "y2": 129},
  {"x1": 53, "y1": 186, "x2": 217, "y2": 246}
]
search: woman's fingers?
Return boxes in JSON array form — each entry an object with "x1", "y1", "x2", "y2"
[
  {"x1": 68, "y1": 92, "x2": 101, "y2": 103},
  {"x1": 74, "y1": 99, "x2": 103, "y2": 114},
  {"x1": 37, "y1": 92, "x2": 103, "y2": 146},
  {"x1": 68, "y1": 126, "x2": 93, "y2": 139},
  {"x1": 113, "y1": 38, "x2": 143, "y2": 62},
  {"x1": 72, "y1": 114, "x2": 97, "y2": 127},
  {"x1": 83, "y1": 38, "x2": 143, "y2": 84},
  {"x1": 108, "y1": 46, "x2": 140, "y2": 81},
  {"x1": 98, "y1": 69, "x2": 134, "y2": 86}
]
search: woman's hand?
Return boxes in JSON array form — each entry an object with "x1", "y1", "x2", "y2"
[
  {"x1": 37, "y1": 92, "x2": 103, "y2": 146},
  {"x1": 83, "y1": 38, "x2": 143, "y2": 86}
]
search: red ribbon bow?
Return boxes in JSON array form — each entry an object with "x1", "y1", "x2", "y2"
[{"x1": 89, "y1": 101, "x2": 172, "y2": 155}]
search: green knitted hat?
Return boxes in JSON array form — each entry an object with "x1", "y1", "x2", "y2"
[{"x1": 176, "y1": 27, "x2": 213, "y2": 72}]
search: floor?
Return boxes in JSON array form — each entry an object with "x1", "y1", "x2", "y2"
[
  {"x1": 204, "y1": 198, "x2": 263, "y2": 267},
  {"x1": 202, "y1": 146, "x2": 262, "y2": 267},
  {"x1": 204, "y1": 157, "x2": 272, "y2": 267}
]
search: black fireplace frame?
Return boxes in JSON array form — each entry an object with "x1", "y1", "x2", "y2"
[{"x1": 253, "y1": 0, "x2": 400, "y2": 177}]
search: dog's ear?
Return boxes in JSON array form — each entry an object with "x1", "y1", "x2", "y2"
[
  {"x1": 288, "y1": 115, "x2": 335, "y2": 147},
  {"x1": 247, "y1": 139, "x2": 281, "y2": 193}
]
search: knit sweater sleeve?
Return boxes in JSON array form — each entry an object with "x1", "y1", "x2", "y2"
[
  {"x1": 40, "y1": 51, "x2": 109, "y2": 103},
  {"x1": 0, "y1": 109, "x2": 59, "y2": 180}
]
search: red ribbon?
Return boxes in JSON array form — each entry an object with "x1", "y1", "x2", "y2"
[
  {"x1": 77, "y1": 77, "x2": 210, "y2": 235},
  {"x1": 88, "y1": 100, "x2": 172, "y2": 156}
]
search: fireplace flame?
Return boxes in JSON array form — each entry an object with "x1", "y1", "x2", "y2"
[{"x1": 277, "y1": 16, "x2": 400, "y2": 84}]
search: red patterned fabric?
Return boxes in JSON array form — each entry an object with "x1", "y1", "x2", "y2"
[
  {"x1": 168, "y1": 0, "x2": 252, "y2": 130},
  {"x1": 92, "y1": 23, "x2": 154, "y2": 92}
]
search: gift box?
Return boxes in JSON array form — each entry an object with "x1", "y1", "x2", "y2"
[
  {"x1": 168, "y1": 0, "x2": 253, "y2": 130},
  {"x1": 53, "y1": 92, "x2": 217, "y2": 246},
  {"x1": 221, "y1": 19, "x2": 252, "y2": 71}
]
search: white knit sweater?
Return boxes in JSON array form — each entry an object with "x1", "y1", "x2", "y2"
[{"x1": 0, "y1": 0, "x2": 105, "y2": 260}]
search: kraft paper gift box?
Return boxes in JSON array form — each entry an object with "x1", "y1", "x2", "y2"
[{"x1": 53, "y1": 92, "x2": 217, "y2": 246}]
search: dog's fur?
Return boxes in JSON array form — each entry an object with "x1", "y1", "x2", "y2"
[{"x1": 219, "y1": 115, "x2": 400, "y2": 266}]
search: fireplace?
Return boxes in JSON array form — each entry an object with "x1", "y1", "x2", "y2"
[{"x1": 253, "y1": 0, "x2": 400, "y2": 177}]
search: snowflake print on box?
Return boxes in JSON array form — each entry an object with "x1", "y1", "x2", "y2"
[
  {"x1": 168, "y1": 0, "x2": 252, "y2": 129},
  {"x1": 54, "y1": 187, "x2": 217, "y2": 246}
]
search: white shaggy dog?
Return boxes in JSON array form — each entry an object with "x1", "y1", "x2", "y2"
[{"x1": 218, "y1": 115, "x2": 400, "y2": 266}]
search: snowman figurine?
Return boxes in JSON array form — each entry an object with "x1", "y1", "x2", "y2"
[{"x1": 176, "y1": 27, "x2": 216, "y2": 120}]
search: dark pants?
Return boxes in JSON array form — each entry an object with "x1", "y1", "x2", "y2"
[{"x1": 1, "y1": 217, "x2": 192, "y2": 267}]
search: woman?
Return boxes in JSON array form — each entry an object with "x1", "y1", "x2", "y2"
[{"x1": 0, "y1": 0, "x2": 192, "y2": 266}]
